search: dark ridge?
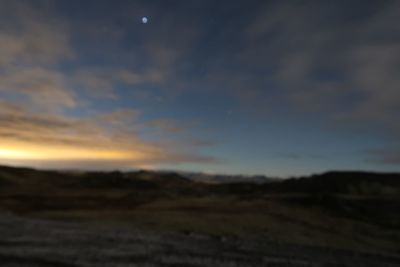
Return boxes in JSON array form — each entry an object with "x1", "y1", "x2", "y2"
[
  {"x1": 76, "y1": 171, "x2": 159, "y2": 189},
  {"x1": 262, "y1": 171, "x2": 400, "y2": 195},
  {"x1": 1, "y1": 165, "x2": 399, "y2": 195}
]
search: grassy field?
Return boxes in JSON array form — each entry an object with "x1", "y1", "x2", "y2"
[
  {"x1": 25, "y1": 195, "x2": 400, "y2": 257},
  {"x1": 0, "y1": 165, "x2": 399, "y2": 266}
]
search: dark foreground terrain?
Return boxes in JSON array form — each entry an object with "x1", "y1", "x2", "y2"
[
  {"x1": 0, "y1": 165, "x2": 399, "y2": 266},
  {"x1": 1, "y1": 212, "x2": 400, "y2": 267}
]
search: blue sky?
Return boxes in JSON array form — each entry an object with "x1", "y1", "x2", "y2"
[{"x1": 0, "y1": 0, "x2": 399, "y2": 177}]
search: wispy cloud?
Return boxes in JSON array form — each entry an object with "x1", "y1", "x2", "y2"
[
  {"x1": 2, "y1": 0, "x2": 398, "y2": 172},
  {"x1": 196, "y1": 1, "x2": 400, "y2": 164},
  {"x1": 0, "y1": 1, "x2": 73, "y2": 67},
  {"x1": 0, "y1": 67, "x2": 77, "y2": 111},
  {"x1": 0, "y1": 101, "x2": 219, "y2": 168},
  {"x1": 0, "y1": 1, "x2": 220, "y2": 169},
  {"x1": 366, "y1": 148, "x2": 400, "y2": 165},
  {"x1": 241, "y1": 1, "x2": 400, "y2": 127}
]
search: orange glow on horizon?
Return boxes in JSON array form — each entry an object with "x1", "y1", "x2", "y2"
[{"x1": 0, "y1": 145, "x2": 143, "y2": 161}]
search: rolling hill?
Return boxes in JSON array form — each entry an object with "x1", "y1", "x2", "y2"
[{"x1": 0, "y1": 165, "x2": 399, "y2": 259}]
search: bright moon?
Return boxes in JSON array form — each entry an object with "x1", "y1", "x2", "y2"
[{"x1": 142, "y1": 17, "x2": 148, "y2": 23}]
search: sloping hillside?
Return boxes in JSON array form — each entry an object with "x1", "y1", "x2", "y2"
[{"x1": 0, "y1": 165, "x2": 399, "y2": 258}]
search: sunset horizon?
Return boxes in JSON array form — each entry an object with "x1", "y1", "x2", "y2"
[
  {"x1": 0, "y1": 1, "x2": 399, "y2": 266},
  {"x1": 1, "y1": 0, "x2": 399, "y2": 177}
]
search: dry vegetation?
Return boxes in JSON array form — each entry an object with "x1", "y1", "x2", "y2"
[{"x1": 0, "y1": 165, "x2": 399, "y2": 266}]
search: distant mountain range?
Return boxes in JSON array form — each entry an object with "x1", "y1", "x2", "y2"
[
  {"x1": 0, "y1": 165, "x2": 399, "y2": 196},
  {"x1": 174, "y1": 171, "x2": 280, "y2": 184}
]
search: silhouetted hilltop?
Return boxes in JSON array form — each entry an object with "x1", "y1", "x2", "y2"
[
  {"x1": 180, "y1": 172, "x2": 278, "y2": 184},
  {"x1": 0, "y1": 165, "x2": 399, "y2": 196},
  {"x1": 264, "y1": 171, "x2": 400, "y2": 195}
]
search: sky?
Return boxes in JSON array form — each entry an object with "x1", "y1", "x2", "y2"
[{"x1": 0, "y1": 0, "x2": 399, "y2": 177}]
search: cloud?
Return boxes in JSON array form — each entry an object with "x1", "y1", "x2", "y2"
[
  {"x1": 179, "y1": 1, "x2": 400, "y2": 165},
  {"x1": 0, "y1": 101, "x2": 219, "y2": 168},
  {"x1": 366, "y1": 149, "x2": 400, "y2": 165},
  {"x1": 0, "y1": 2, "x2": 175, "y2": 108},
  {"x1": 0, "y1": 1, "x2": 77, "y2": 112},
  {"x1": 244, "y1": 1, "x2": 400, "y2": 127},
  {"x1": 145, "y1": 119, "x2": 189, "y2": 133},
  {"x1": 0, "y1": 67, "x2": 77, "y2": 111},
  {"x1": 8, "y1": 1, "x2": 400, "y2": 171},
  {"x1": 0, "y1": 1, "x2": 73, "y2": 67},
  {"x1": 277, "y1": 152, "x2": 330, "y2": 161},
  {"x1": 0, "y1": 1, "x2": 221, "y2": 170},
  {"x1": 72, "y1": 67, "x2": 166, "y2": 100},
  {"x1": 197, "y1": 1, "x2": 395, "y2": 122}
]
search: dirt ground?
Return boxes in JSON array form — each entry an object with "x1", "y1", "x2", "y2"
[{"x1": 0, "y1": 212, "x2": 399, "y2": 267}]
